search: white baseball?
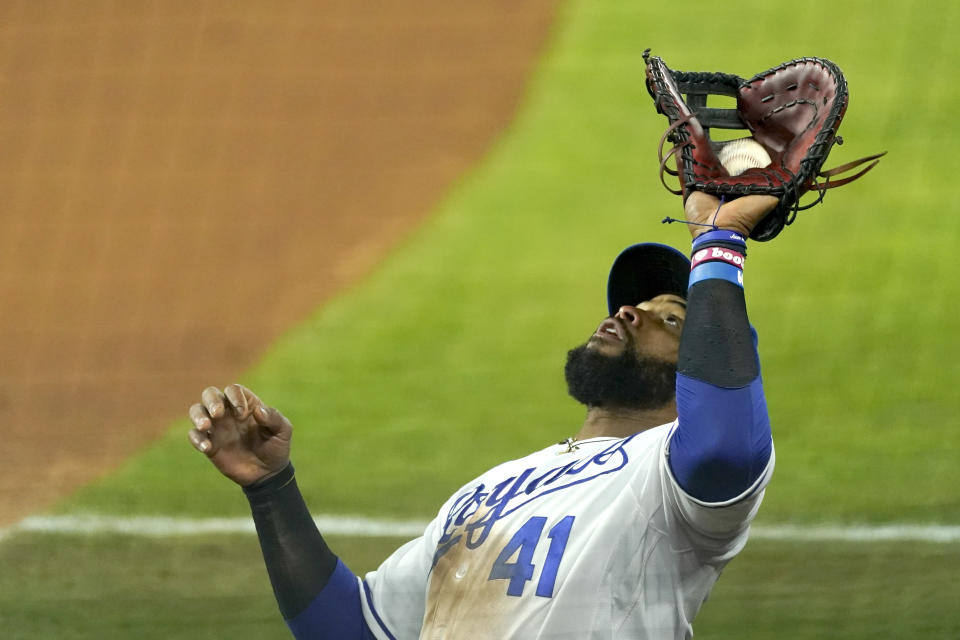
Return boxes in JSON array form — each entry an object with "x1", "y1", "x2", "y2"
[{"x1": 718, "y1": 138, "x2": 771, "y2": 176}]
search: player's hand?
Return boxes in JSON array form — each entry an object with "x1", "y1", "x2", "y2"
[
  {"x1": 187, "y1": 383, "x2": 293, "y2": 486},
  {"x1": 684, "y1": 191, "x2": 779, "y2": 239}
]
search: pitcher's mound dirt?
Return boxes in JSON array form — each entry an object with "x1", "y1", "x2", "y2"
[{"x1": 0, "y1": 0, "x2": 560, "y2": 525}]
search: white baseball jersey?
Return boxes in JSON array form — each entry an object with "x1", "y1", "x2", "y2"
[{"x1": 360, "y1": 421, "x2": 774, "y2": 639}]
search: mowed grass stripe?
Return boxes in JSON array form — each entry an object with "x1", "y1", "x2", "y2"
[
  {"x1": 4, "y1": 534, "x2": 957, "y2": 640},
  {"x1": 5, "y1": 515, "x2": 960, "y2": 544}
]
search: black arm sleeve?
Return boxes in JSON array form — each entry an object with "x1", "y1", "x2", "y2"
[
  {"x1": 243, "y1": 463, "x2": 339, "y2": 620},
  {"x1": 678, "y1": 279, "x2": 758, "y2": 387}
]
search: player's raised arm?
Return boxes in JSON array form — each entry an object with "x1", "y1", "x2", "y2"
[
  {"x1": 666, "y1": 193, "x2": 777, "y2": 506},
  {"x1": 188, "y1": 384, "x2": 374, "y2": 639}
]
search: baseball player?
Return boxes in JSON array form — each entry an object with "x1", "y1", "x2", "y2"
[{"x1": 188, "y1": 191, "x2": 778, "y2": 639}]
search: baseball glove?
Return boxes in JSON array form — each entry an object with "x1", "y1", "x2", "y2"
[{"x1": 644, "y1": 49, "x2": 885, "y2": 241}]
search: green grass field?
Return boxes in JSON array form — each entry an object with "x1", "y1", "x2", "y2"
[{"x1": 5, "y1": 0, "x2": 960, "y2": 637}]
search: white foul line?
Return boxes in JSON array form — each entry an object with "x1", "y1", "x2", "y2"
[
  {"x1": 2, "y1": 515, "x2": 960, "y2": 544},
  {"x1": 749, "y1": 523, "x2": 960, "y2": 544},
  {"x1": 0, "y1": 514, "x2": 429, "y2": 541}
]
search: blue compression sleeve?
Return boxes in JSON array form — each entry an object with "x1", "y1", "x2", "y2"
[
  {"x1": 670, "y1": 373, "x2": 772, "y2": 502},
  {"x1": 286, "y1": 559, "x2": 377, "y2": 640}
]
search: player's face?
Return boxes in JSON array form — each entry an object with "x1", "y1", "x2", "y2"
[
  {"x1": 564, "y1": 293, "x2": 684, "y2": 410},
  {"x1": 588, "y1": 294, "x2": 687, "y2": 363}
]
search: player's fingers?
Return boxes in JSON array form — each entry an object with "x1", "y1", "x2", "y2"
[
  {"x1": 252, "y1": 404, "x2": 293, "y2": 439},
  {"x1": 187, "y1": 427, "x2": 214, "y2": 455},
  {"x1": 201, "y1": 386, "x2": 227, "y2": 418},
  {"x1": 189, "y1": 403, "x2": 213, "y2": 432},
  {"x1": 224, "y1": 383, "x2": 257, "y2": 420}
]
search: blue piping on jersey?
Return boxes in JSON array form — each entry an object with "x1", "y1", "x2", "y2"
[{"x1": 362, "y1": 578, "x2": 398, "y2": 640}]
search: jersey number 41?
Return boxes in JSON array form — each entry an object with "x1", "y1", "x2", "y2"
[{"x1": 487, "y1": 515, "x2": 575, "y2": 598}]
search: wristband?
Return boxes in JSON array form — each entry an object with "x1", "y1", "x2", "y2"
[
  {"x1": 692, "y1": 229, "x2": 747, "y2": 251},
  {"x1": 690, "y1": 246, "x2": 745, "y2": 270},
  {"x1": 689, "y1": 261, "x2": 744, "y2": 288}
]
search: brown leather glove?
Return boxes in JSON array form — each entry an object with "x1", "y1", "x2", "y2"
[{"x1": 644, "y1": 49, "x2": 885, "y2": 241}]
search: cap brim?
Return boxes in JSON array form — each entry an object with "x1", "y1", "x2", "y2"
[{"x1": 607, "y1": 243, "x2": 689, "y2": 316}]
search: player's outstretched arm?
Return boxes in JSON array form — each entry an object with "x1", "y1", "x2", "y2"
[
  {"x1": 668, "y1": 193, "x2": 776, "y2": 504},
  {"x1": 188, "y1": 385, "x2": 374, "y2": 639}
]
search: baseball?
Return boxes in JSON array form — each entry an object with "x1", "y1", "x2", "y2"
[{"x1": 718, "y1": 138, "x2": 771, "y2": 176}]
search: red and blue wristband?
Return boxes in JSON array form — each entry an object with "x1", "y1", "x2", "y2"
[{"x1": 689, "y1": 230, "x2": 747, "y2": 288}]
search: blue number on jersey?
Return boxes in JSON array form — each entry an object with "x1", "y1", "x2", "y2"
[
  {"x1": 488, "y1": 515, "x2": 575, "y2": 598},
  {"x1": 536, "y1": 515, "x2": 574, "y2": 597}
]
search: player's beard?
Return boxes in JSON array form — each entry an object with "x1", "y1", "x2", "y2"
[{"x1": 564, "y1": 343, "x2": 676, "y2": 410}]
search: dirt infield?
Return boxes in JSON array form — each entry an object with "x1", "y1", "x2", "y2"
[{"x1": 0, "y1": 1, "x2": 559, "y2": 525}]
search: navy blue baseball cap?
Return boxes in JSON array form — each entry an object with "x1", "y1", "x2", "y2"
[{"x1": 606, "y1": 243, "x2": 690, "y2": 316}]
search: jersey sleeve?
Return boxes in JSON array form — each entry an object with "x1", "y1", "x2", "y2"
[
  {"x1": 659, "y1": 421, "x2": 775, "y2": 563},
  {"x1": 360, "y1": 514, "x2": 443, "y2": 639}
]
